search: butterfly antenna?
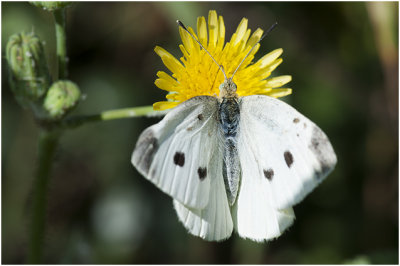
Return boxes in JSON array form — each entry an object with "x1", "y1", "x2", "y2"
[
  {"x1": 177, "y1": 20, "x2": 228, "y2": 80},
  {"x1": 231, "y1": 22, "x2": 278, "y2": 79}
]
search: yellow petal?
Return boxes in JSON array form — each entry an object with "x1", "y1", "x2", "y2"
[
  {"x1": 166, "y1": 93, "x2": 179, "y2": 100},
  {"x1": 197, "y1": 16, "x2": 207, "y2": 47},
  {"x1": 256, "y1": 48, "x2": 283, "y2": 68},
  {"x1": 266, "y1": 75, "x2": 292, "y2": 88},
  {"x1": 232, "y1": 18, "x2": 248, "y2": 46},
  {"x1": 154, "y1": 46, "x2": 184, "y2": 75},
  {"x1": 179, "y1": 27, "x2": 193, "y2": 54},
  {"x1": 235, "y1": 45, "x2": 260, "y2": 73},
  {"x1": 155, "y1": 78, "x2": 177, "y2": 92},
  {"x1": 237, "y1": 29, "x2": 251, "y2": 53},
  {"x1": 153, "y1": 101, "x2": 179, "y2": 111},
  {"x1": 247, "y1": 28, "x2": 263, "y2": 47},
  {"x1": 179, "y1": 44, "x2": 190, "y2": 63},
  {"x1": 217, "y1": 15, "x2": 225, "y2": 49},
  {"x1": 269, "y1": 58, "x2": 283, "y2": 71},
  {"x1": 188, "y1": 27, "x2": 201, "y2": 55},
  {"x1": 208, "y1": 10, "x2": 218, "y2": 48},
  {"x1": 256, "y1": 58, "x2": 283, "y2": 77},
  {"x1": 157, "y1": 71, "x2": 178, "y2": 85},
  {"x1": 266, "y1": 88, "x2": 292, "y2": 98}
]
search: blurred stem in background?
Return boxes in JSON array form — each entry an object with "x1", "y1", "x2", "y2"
[
  {"x1": 366, "y1": 2, "x2": 398, "y2": 132},
  {"x1": 27, "y1": 130, "x2": 59, "y2": 263},
  {"x1": 54, "y1": 8, "x2": 67, "y2": 79}
]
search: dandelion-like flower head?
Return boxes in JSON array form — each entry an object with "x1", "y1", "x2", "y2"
[{"x1": 153, "y1": 10, "x2": 292, "y2": 110}]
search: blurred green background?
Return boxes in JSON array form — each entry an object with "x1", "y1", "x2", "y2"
[{"x1": 2, "y1": 2, "x2": 398, "y2": 264}]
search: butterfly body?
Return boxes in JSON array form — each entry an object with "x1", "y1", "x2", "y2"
[{"x1": 218, "y1": 79, "x2": 241, "y2": 206}]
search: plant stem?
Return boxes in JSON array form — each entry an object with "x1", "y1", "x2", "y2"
[
  {"x1": 59, "y1": 105, "x2": 165, "y2": 129},
  {"x1": 26, "y1": 8, "x2": 67, "y2": 263},
  {"x1": 100, "y1": 105, "x2": 158, "y2": 120},
  {"x1": 27, "y1": 130, "x2": 59, "y2": 264},
  {"x1": 53, "y1": 9, "x2": 67, "y2": 79}
]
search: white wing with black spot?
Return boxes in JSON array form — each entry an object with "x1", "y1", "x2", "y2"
[
  {"x1": 173, "y1": 148, "x2": 233, "y2": 241},
  {"x1": 233, "y1": 95, "x2": 336, "y2": 241},
  {"x1": 132, "y1": 96, "x2": 220, "y2": 209}
]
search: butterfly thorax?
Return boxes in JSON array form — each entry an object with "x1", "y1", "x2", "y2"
[{"x1": 218, "y1": 78, "x2": 241, "y2": 206}]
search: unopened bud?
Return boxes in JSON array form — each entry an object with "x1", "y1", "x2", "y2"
[
  {"x1": 30, "y1": 1, "x2": 73, "y2": 11},
  {"x1": 43, "y1": 80, "x2": 81, "y2": 120},
  {"x1": 6, "y1": 32, "x2": 51, "y2": 107}
]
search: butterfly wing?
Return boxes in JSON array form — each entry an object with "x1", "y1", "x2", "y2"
[
  {"x1": 232, "y1": 201, "x2": 295, "y2": 242},
  {"x1": 232, "y1": 127, "x2": 296, "y2": 241},
  {"x1": 233, "y1": 95, "x2": 337, "y2": 241},
  {"x1": 173, "y1": 148, "x2": 233, "y2": 241},
  {"x1": 132, "y1": 96, "x2": 220, "y2": 209}
]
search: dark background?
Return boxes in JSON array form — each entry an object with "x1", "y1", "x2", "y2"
[{"x1": 2, "y1": 2, "x2": 398, "y2": 264}]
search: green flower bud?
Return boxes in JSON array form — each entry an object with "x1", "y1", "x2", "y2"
[
  {"x1": 43, "y1": 80, "x2": 81, "y2": 120},
  {"x1": 6, "y1": 31, "x2": 51, "y2": 107},
  {"x1": 30, "y1": 1, "x2": 73, "y2": 11}
]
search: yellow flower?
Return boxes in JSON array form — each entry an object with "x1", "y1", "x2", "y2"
[{"x1": 153, "y1": 10, "x2": 292, "y2": 111}]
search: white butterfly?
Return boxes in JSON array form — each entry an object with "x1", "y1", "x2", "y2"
[{"x1": 131, "y1": 21, "x2": 337, "y2": 242}]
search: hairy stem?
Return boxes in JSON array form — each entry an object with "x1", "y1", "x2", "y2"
[
  {"x1": 27, "y1": 130, "x2": 59, "y2": 264},
  {"x1": 53, "y1": 9, "x2": 67, "y2": 79}
]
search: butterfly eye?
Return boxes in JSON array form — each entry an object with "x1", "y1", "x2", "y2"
[{"x1": 230, "y1": 82, "x2": 237, "y2": 92}]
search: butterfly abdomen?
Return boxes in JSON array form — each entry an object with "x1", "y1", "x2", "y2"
[{"x1": 219, "y1": 97, "x2": 241, "y2": 206}]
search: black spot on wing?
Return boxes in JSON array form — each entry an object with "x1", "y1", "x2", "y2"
[
  {"x1": 309, "y1": 126, "x2": 336, "y2": 178},
  {"x1": 263, "y1": 168, "x2": 274, "y2": 180},
  {"x1": 197, "y1": 114, "x2": 204, "y2": 120},
  {"x1": 284, "y1": 151, "x2": 294, "y2": 168},
  {"x1": 197, "y1": 167, "x2": 207, "y2": 180},
  {"x1": 314, "y1": 167, "x2": 330, "y2": 180},
  {"x1": 173, "y1": 152, "x2": 185, "y2": 167},
  {"x1": 133, "y1": 129, "x2": 158, "y2": 174},
  {"x1": 293, "y1": 118, "x2": 300, "y2": 123}
]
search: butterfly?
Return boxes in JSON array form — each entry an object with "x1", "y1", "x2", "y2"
[{"x1": 131, "y1": 20, "x2": 337, "y2": 242}]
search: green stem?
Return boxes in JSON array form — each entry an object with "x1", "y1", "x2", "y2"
[
  {"x1": 100, "y1": 106, "x2": 158, "y2": 120},
  {"x1": 58, "y1": 105, "x2": 165, "y2": 129},
  {"x1": 53, "y1": 9, "x2": 67, "y2": 79},
  {"x1": 27, "y1": 130, "x2": 59, "y2": 264},
  {"x1": 26, "y1": 6, "x2": 66, "y2": 264}
]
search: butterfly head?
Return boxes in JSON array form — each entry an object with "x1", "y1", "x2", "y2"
[{"x1": 219, "y1": 78, "x2": 238, "y2": 99}]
